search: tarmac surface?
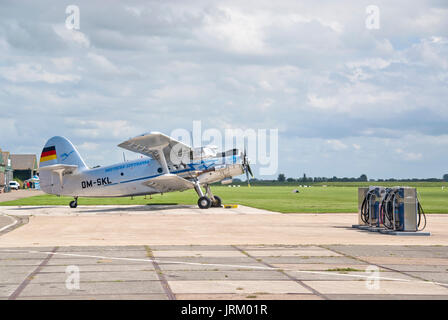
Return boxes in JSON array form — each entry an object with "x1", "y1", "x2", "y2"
[
  {"x1": 0, "y1": 203, "x2": 447, "y2": 300},
  {"x1": 1, "y1": 244, "x2": 447, "y2": 300},
  {"x1": 0, "y1": 190, "x2": 44, "y2": 202}
]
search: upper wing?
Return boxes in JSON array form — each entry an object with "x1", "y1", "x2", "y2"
[
  {"x1": 142, "y1": 173, "x2": 195, "y2": 193},
  {"x1": 118, "y1": 132, "x2": 192, "y2": 165}
]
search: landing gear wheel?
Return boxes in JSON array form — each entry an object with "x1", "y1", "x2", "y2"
[
  {"x1": 69, "y1": 200, "x2": 78, "y2": 208},
  {"x1": 198, "y1": 196, "x2": 212, "y2": 209},
  {"x1": 211, "y1": 195, "x2": 222, "y2": 207}
]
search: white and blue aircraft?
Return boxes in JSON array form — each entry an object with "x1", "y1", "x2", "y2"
[{"x1": 38, "y1": 132, "x2": 253, "y2": 209}]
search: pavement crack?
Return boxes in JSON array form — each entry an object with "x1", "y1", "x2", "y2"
[
  {"x1": 8, "y1": 246, "x2": 59, "y2": 300},
  {"x1": 144, "y1": 245, "x2": 176, "y2": 300},
  {"x1": 319, "y1": 245, "x2": 448, "y2": 290},
  {"x1": 232, "y1": 245, "x2": 329, "y2": 300}
]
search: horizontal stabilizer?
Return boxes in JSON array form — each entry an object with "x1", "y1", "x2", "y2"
[
  {"x1": 142, "y1": 174, "x2": 194, "y2": 193},
  {"x1": 38, "y1": 164, "x2": 78, "y2": 174},
  {"x1": 38, "y1": 164, "x2": 78, "y2": 188}
]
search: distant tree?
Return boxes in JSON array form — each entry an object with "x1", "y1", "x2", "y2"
[
  {"x1": 287, "y1": 177, "x2": 295, "y2": 182},
  {"x1": 443, "y1": 174, "x2": 448, "y2": 182},
  {"x1": 299, "y1": 173, "x2": 312, "y2": 183},
  {"x1": 359, "y1": 174, "x2": 368, "y2": 182},
  {"x1": 277, "y1": 174, "x2": 286, "y2": 182}
]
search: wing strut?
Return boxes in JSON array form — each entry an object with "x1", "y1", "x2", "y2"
[
  {"x1": 54, "y1": 169, "x2": 65, "y2": 188},
  {"x1": 157, "y1": 147, "x2": 170, "y2": 174}
]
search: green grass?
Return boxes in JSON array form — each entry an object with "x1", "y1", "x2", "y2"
[
  {"x1": 251, "y1": 181, "x2": 448, "y2": 187},
  {"x1": 1, "y1": 186, "x2": 447, "y2": 213}
]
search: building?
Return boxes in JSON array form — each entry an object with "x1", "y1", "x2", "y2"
[
  {"x1": 0, "y1": 149, "x2": 13, "y2": 191},
  {"x1": 10, "y1": 154, "x2": 38, "y2": 182}
]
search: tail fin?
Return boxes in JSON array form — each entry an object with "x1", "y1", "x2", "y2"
[
  {"x1": 39, "y1": 136, "x2": 87, "y2": 195},
  {"x1": 39, "y1": 136, "x2": 87, "y2": 170}
]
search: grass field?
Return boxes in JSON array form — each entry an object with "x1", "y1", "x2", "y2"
[{"x1": 1, "y1": 186, "x2": 447, "y2": 213}]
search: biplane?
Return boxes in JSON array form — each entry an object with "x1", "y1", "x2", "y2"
[{"x1": 39, "y1": 132, "x2": 253, "y2": 209}]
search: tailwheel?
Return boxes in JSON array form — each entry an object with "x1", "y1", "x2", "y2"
[
  {"x1": 69, "y1": 198, "x2": 78, "y2": 208},
  {"x1": 211, "y1": 195, "x2": 222, "y2": 207},
  {"x1": 197, "y1": 196, "x2": 212, "y2": 209}
]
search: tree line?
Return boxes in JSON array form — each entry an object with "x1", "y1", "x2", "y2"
[{"x1": 232, "y1": 173, "x2": 448, "y2": 183}]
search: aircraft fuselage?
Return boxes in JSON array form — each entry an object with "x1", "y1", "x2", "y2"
[{"x1": 41, "y1": 155, "x2": 242, "y2": 197}]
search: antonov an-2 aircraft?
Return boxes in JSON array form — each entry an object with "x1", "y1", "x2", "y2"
[{"x1": 39, "y1": 132, "x2": 253, "y2": 209}]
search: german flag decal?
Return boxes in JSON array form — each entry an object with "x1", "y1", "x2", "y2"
[{"x1": 40, "y1": 146, "x2": 57, "y2": 163}]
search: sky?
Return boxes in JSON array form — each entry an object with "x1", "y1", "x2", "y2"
[{"x1": 0, "y1": 0, "x2": 447, "y2": 180}]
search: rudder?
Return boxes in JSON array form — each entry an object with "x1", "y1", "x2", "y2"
[{"x1": 39, "y1": 136, "x2": 87, "y2": 169}]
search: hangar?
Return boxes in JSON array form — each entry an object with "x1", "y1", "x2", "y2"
[{"x1": 10, "y1": 154, "x2": 38, "y2": 182}]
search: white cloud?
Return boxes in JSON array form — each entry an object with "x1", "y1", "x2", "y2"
[
  {"x1": 197, "y1": 7, "x2": 267, "y2": 54},
  {"x1": 395, "y1": 148, "x2": 423, "y2": 161},
  {"x1": 87, "y1": 53, "x2": 120, "y2": 73},
  {"x1": 151, "y1": 84, "x2": 205, "y2": 101},
  {"x1": 307, "y1": 83, "x2": 409, "y2": 114},
  {"x1": 52, "y1": 24, "x2": 90, "y2": 48},
  {"x1": 52, "y1": 57, "x2": 74, "y2": 71},
  {"x1": 0, "y1": 63, "x2": 80, "y2": 83},
  {"x1": 307, "y1": 94, "x2": 338, "y2": 109},
  {"x1": 346, "y1": 58, "x2": 394, "y2": 70},
  {"x1": 74, "y1": 120, "x2": 141, "y2": 139},
  {"x1": 125, "y1": 6, "x2": 143, "y2": 17},
  {"x1": 1, "y1": 0, "x2": 447, "y2": 178},
  {"x1": 411, "y1": 37, "x2": 448, "y2": 69},
  {"x1": 414, "y1": 8, "x2": 448, "y2": 30},
  {"x1": 78, "y1": 142, "x2": 100, "y2": 151},
  {"x1": 326, "y1": 139, "x2": 347, "y2": 151}
]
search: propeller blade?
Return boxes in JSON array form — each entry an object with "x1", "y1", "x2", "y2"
[
  {"x1": 241, "y1": 147, "x2": 252, "y2": 187},
  {"x1": 247, "y1": 163, "x2": 254, "y2": 178}
]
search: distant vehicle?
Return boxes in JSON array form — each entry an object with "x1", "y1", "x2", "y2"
[
  {"x1": 39, "y1": 133, "x2": 253, "y2": 209},
  {"x1": 9, "y1": 181, "x2": 20, "y2": 190}
]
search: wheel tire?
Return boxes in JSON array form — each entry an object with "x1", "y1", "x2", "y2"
[
  {"x1": 69, "y1": 200, "x2": 78, "y2": 208},
  {"x1": 211, "y1": 195, "x2": 222, "y2": 207},
  {"x1": 197, "y1": 196, "x2": 211, "y2": 209}
]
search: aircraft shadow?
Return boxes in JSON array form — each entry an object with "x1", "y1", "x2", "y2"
[{"x1": 78, "y1": 204, "x2": 194, "y2": 213}]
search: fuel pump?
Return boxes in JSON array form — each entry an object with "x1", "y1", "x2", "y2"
[
  {"x1": 380, "y1": 187, "x2": 427, "y2": 233},
  {"x1": 359, "y1": 186, "x2": 384, "y2": 229},
  {"x1": 355, "y1": 186, "x2": 429, "y2": 235}
]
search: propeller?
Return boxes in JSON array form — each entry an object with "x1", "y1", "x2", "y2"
[{"x1": 242, "y1": 148, "x2": 254, "y2": 187}]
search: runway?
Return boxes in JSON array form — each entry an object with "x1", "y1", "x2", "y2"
[
  {"x1": 0, "y1": 204, "x2": 447, "y2": 299},
  {"x1": 1, "y1": 244, "x2": 448, "y2": 300},
  {"x1": 0, "y1": 205, "x2": 447, "y2": 246}
]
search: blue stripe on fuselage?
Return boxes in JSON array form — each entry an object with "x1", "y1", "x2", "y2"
[{"x1": 101, "y1": 155, "x2": 240, "y2": 186}]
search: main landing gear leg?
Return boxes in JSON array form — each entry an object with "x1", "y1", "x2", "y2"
[
  {"x1": 69, "y1": 197, "x2": 78, "y2": 208},
  {"x1": 205, "y1": 184, "x2": 222, "y2": 208},
  {"x1": 194, "y1": 181, "x2": 211, "y2": 209}
]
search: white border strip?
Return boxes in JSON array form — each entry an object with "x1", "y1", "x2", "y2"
[{"x1": 0, "y1": 215, "x2": 18, "y2": 232}]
